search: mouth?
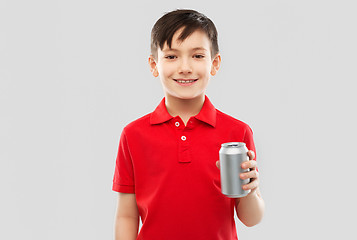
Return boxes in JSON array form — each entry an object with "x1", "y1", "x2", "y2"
[{"x1": 174, "y1": 79, "x2": 198, "y2": 85}]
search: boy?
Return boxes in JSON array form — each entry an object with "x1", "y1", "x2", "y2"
[{"x1": 113, "y1": 9, "x2": 265, "y2": 240}]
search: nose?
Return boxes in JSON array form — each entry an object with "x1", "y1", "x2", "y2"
[{"x1": 178, "y1": 58, "x2": 192, "y2": 74}]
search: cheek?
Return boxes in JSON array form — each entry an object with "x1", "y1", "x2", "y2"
[
  {"x1": 198, "y1": 60, "x2": 212, "y2": 71},
  {"x1": 158, "y1": 63, "x2": 175, "y2": 77},
  {"x1": 199, "y1": 63, "x2": 212, "y2": 76}
]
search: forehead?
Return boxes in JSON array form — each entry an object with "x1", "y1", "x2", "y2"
[{"x1": 162, "y1": 29, "x2": 211, "y2": 51}]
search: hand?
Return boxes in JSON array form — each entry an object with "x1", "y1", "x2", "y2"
[
  {"x1": 216, "y1": 150, "x2": 260, "y2": 194},
  {"x1": 240, "y1": 150, "x2": 259, "y2": 194}
]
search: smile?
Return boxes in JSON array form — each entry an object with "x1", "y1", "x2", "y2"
[{"x1": 174, "y1": 79, "x2": 198, "y2": 83}]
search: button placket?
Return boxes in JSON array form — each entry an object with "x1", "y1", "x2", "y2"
[
  {"x1": 172, "y1": 117, "x2": 191, "y2": 163},
  {"x1": 179, "y1": 128, "x2": 191, "y2": 163}
]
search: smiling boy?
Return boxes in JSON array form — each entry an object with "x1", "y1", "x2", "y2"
[{"x1": 113, "y1": 9, "x2": 265, "y2": 240}]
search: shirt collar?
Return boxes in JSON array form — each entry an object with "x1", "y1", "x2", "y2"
[
  {"x1": 150, "y1": 98, "x2": 173, "y2": 124},
  {"x1": 150, "y1": 95, "x2": 217, "y2": 127}
]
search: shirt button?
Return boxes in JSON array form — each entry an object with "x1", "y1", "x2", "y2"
[
  {"x1": 181, "y1": 136, "x2": 186, "y2": 141},
  {"x1": 175, "y1": 122, "x2": 180, "y2": 127}
]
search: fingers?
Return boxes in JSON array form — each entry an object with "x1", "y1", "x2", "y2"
[
  {"x1": 241, "y1": 168, "x2": 259, "y2": 191},
  {"x1": 247, "y1": 150, "x2": 255, "y2": 160},
  {"x1": 240, "y1": 158, "x2": 259, "y2": 191},
  {"x1": 242, "y1": 177, "x2": 260, "y2": 191},
  {"x1": 216, "y1": 160, "x2": 220, "y2": 169},
  {"x1": 240, "y1": 169, "x2": 259, "y2": 180},
  {"x1": 241, "y1": 160, "x2": 257, "y2": 170}
]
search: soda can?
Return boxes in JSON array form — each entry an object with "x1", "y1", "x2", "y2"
[{"x1": 219, "y1": 142, "x2": 250, "y2": 198}]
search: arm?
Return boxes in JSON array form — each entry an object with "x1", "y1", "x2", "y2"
[
  {"x1": 114, "y1": 193, "x2": 139, "y2": 240},
  {"x1": 235, "y1": 187, "x2": 265, "y2": 227},
  {"x1": 235, "y1": 150, "x2": 265, "y2": 227}
]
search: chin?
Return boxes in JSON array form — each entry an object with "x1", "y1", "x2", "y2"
[{"x1": 172, "y1": 93, "x2": 205, "y2": 100}]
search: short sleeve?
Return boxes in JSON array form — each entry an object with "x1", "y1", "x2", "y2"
[{"x1": 112, "y1": 129, "x2": 135, "y2": 193}]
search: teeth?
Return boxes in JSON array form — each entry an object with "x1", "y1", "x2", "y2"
[{"x1": 177, "y1": 80, "x2": 195, "y2": 83}]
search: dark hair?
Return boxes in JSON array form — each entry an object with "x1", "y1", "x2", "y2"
[{"x1": 150, "y1": 9, "x2": 219, "y2": 59}]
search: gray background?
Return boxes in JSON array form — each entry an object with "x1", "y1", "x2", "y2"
[{"x1": 1, "y1": 0, "x2": 356, "y2": 239}]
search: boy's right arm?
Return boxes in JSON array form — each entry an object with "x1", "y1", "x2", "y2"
[{"x1": 114, "y1": 193, "x2": 139, "y2": 240}]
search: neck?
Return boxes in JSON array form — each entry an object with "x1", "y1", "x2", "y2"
[{"x1": 165, "y1": 94, "x2": 205, "y2": 125}]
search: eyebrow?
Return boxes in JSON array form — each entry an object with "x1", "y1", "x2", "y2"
[{"x1": 162, "y1": 47, "x2": 208, "y2": 52}]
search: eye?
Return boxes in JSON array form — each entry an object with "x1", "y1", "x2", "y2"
[
  {"x1": 194, "y1": 54, "x2": 205, "y2": 59},
  {"x1": 165, "y1": 55, "x2": 176, "y2": 60}
]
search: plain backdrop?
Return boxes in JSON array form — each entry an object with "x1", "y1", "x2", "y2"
[{"x1": 1, "y1": 0, "x2": 356, "y2": 239}]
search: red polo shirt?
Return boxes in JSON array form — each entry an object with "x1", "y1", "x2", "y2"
[{"x1": 113, "y1": 95, "x2": 256, "y2": 240}]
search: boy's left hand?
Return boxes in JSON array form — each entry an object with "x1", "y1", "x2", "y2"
[{"x1": 216, "y1": 150, "x2": 259, "y2": 194}]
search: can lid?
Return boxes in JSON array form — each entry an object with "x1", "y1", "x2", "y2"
[{"x1": 221, "y1": 142, "x2": 246, "y2": 148}]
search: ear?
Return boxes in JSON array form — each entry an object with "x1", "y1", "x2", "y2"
[
  {"x1": 210, "y1": 53, "x2": 221, "y2": 76},
  {"x1": 148, "y1": 55, "x2": 159, "y2": 77}
]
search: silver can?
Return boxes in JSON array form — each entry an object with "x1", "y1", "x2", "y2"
[{"x1": 219, "y1": 142, "x2": 250, "y2": 198}]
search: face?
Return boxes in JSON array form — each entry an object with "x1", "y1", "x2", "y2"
[{"x1": 149, "y1": 28, "x2": 221, "y2": 101}]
